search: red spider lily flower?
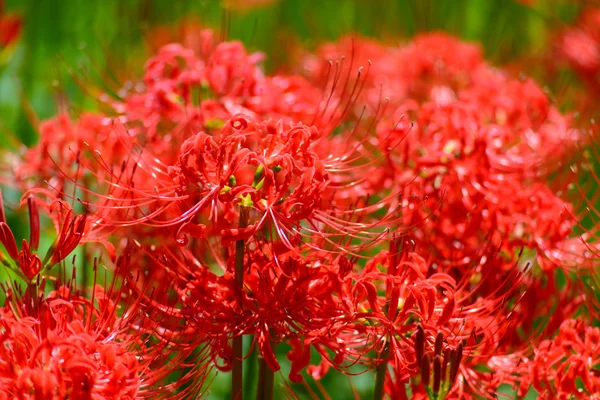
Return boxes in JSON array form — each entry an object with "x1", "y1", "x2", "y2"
[
  {"x1": 0, "y1": 288, "x2": 144, "y2": 399},
  {"x1": 127, "y1": 32, "x2": 357, "y2": 135},
  {"x1": 121, "y1": 237, "x2": 354, "y2": 380},
  {"x1": 377, "y1": 100, "x2": 578, "y2": 269},
  {"x1": 15, "y1": 39, "x2": 337, "y2": 253},
  {"x1": 13, "y1": 38, "x2": 322, "y2": 211},
  {"x1": 518, "y1": 319, "x2": 600, "y2": 399},
  {"x1": 233, "y1": 246, "x2": 349, "y2": 375},
  {"x1": 371, "y1": 69, "x2": 581, "y2": 275},
  {"x1": 65, "y1": 110, "x2": 396, "y2": 258},
  {"x1": 16, "y1": 36, "x2": 405, "y2": 259},
  {"x1": 114, "y1": 40, "x2": 266, "y2": 140},
  {"x1": 0, "y1": 246, "x2": 211, "y2": 399},
  {"x1": 302, "y1": 33, "x2": 586, "y2": 283},
  {"x1": 340, "y1": 249, "x2": 459, "y2": 381},
  {"x1": 258, "y1": 238, "x2": 534, "y2": 399},
  {"x1": 374, "y1": 246, "x2": 532, "y2": 399}
]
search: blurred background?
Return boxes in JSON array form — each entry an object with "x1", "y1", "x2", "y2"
[
  {"x1": 0, "y1": 0, "x2": 597, "y2": 398},
  {"x1": 0, "y1": 0, "x2": 594, "y2": 147}
]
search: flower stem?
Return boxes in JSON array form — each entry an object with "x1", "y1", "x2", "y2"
[
  {"x1": 232, "y1": 208, "x2": 249, "y2": 400},
  {"x1": 373, "y1": 343, "x2": 389, "y2": 400},
  {"x1": 257, "y1": 352, "x2": 275, "y2": 400}
]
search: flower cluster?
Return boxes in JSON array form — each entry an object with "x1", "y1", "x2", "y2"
[
  {"x1": 2, "y1": 27, "x2": 599, "y2": 399},
  {"x1": 0, "y1": 193, "x2": 209, "y2": 399}
]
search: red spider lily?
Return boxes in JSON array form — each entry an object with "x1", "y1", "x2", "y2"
[
  {"x1": 113, "y1": 40, "x2": 318, "y2": 140},
  {"x1": 55, "y1": 109, "x2": 401, "y2": 259},
  {"x1": 304, "y1": 34, "x2": 584, "y2": 278},
  {"x1": 252, "y1": 237, "x2": 536, "y2": 399},
  {"x1": 102, "y1": 235, "x2": 488, "y2": 392},
  {"x1": 116, "y1": 236, "x2": 354, "y2": 380},
  {"x1": 0, "y1": 190, "x2": 213, "y2": 397},
  {"x1": 13, "y1": 38, "x2": 324, "y2": 221},
  {"x1": 0, "y1": 246, "x2": 211, "y2": 399},
  {"x1": 16, "y1": 38, "x2": 365, "y2": 254},
  {"x1": 0, "y1": 278, "x2": 210, "y2": 399},
  {"x1": 308, "y1": 33, "x2": 580, "y2": 169},
  {"x1": 367, "y1": 47, "x2": 583, "y2": 276},
  {"x1": 371, "y1": 244, "x2": 534, "y2": 399},
  {"x1": 0, "y1": 279, "x2": 148, "y2": 399},
  {"x1": 517, "y1": 318, "x2": 600, "y2": 399}
]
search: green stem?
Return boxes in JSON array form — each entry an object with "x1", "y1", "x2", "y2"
[
  {"x1": 256, "y1": 352, "x2": 275, "y2": 400},
  {"x1": 232, "y1": 209, "x2": 248, "y2": 400},
  {"x1": 374, "y1": 344, "x2": 390, "y2": 400},
  {"x1": 244, "y1": 341, "x2": 258, "y2": 396}
]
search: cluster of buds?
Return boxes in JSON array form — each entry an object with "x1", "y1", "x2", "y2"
[
  {"x1": 414, "y1": 329, "x2": 463, "y2": 400},
  {"x1": 0, "y1": 191, "x2": 86, "y2": 281}
]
